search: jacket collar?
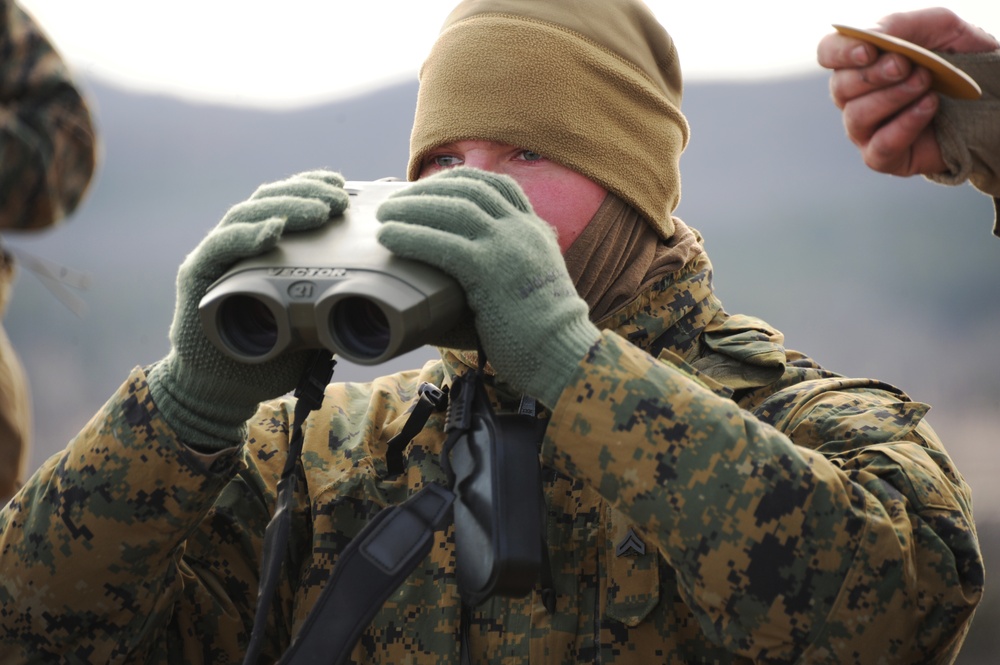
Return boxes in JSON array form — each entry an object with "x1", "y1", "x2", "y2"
[{"x1": 594, "y1": 244, "x2": 721, "y2": 364}]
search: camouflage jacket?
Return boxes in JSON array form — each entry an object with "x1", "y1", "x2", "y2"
[
  {"x1": 0, "y1": 0, "x2": 96, "y2": 231},
  {"x1": 0, "y1": 246, "x2": 983, "y2": 664}
]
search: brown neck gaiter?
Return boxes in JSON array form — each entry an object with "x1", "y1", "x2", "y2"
[{"x1": 564, "y1": 193, "x2": 704, "y2": 323}]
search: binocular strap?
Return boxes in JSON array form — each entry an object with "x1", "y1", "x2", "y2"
[
  {"x1": 386, "y1": 382, "x2": 449, "y2": 476},
  {"x1": 279, "y1": 483, "x2": 456, "y2": 665},
  {"x1": 264, "y1": 359, "x2": 551, "y2": 665}
]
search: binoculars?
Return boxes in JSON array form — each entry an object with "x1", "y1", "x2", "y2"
[{"x1": 199, "y1": 180, "x2": 466, "y2": 365}]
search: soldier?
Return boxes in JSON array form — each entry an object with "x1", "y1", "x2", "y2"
[
  {"x1": 0, "y1": 1, "x2": 984, "y2": 663},
  {"x1": 0, "y1": 0, "x2": 97, "y2": 501},
  {"x1": 817, "y1": 7, "x2": 1000, "y2": 234}
]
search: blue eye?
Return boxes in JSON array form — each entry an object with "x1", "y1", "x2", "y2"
[
  {"x1": 518, "y1": 150, "x2": 543, "y2": 162},
  {"x1": 432, "y1": 155, "x2": 463, "y2": 168}
]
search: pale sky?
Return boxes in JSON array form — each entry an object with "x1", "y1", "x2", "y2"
[{"x1": 18, "y1": 0, "x2": 1000, "y2": 109}]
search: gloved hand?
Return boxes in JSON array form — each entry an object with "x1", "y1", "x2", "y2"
[
  {"x1": 147, "y1": 171, "x2": 349, "y2": 450},
  {"x1": 376, "y1": 167, "x2": 601, "y2": 408}
]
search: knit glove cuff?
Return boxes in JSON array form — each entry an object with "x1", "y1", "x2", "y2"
[
  {"x1": 146, "y1": 357, "x2": 256, "y2": 449},
  {"x1": 524, "y1": 314, "x2": 601, "y2": 408},
  {"x1": 929, "y1": 50, "x2": 1000, "y2": 198}
]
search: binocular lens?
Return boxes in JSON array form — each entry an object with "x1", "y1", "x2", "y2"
[
  {"x1": 332, "y1": 297, "x2": 391, "y2": 360},
  {"x1": 218, "y1": 295, "x2": 279, "y2": 357}
]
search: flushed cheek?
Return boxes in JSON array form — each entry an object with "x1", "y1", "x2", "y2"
[{"x1": 522, "y1": 180, "x2": 607, "y2": 253}]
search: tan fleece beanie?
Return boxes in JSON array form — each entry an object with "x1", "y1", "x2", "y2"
[{"x1": 407, "y1": 0, "x2": 690, "y2": 238}]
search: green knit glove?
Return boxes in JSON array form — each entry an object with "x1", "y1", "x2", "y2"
[
  {"x1": 376, "y1": 168, "x2": 601, "y2": 407},
  {"x1": 147, "y1": 171, "x2": 349, "y2": 450}
]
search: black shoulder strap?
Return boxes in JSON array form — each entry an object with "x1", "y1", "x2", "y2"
[
  {"x1": 279, "y1": 483, "x2": 455, "y2": 665},
  {"x1": 386, "y1": 382, "x2": 448, "y2": 475}
]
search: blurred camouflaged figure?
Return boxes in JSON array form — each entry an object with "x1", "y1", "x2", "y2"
[
  {"x1": 0, "y1": 0, "x2": 96, "y2": 501},
  {"x1": 0, "y1": 0, "x2": 984, "y2": 663}
]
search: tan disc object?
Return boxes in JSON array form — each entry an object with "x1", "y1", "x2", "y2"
[{"x1": 833, "y1": 24, "x2": 982, "y2": 100}]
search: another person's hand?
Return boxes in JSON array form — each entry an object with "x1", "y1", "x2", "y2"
[
  {"x1": 147, "y1": 171, "x2": 349, "y2": 450},
  {"x1": 376, "y1": 168, "x2": 601, "y2": 408},
  {"x1": 817, "y1": 8, "x2": 999, "y2": 176}
]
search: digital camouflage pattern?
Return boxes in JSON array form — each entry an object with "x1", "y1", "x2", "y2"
[
  {"x1": 0, "y1": 245, "x2": 983, "y2": 663},
  {"x1": 0, "y1": 0, "x2": 96, "y2": 231}
]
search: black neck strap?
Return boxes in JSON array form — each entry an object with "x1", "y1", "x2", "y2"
[{"x1": 279, "y1": 483, "x2": 455, "y2": 665}]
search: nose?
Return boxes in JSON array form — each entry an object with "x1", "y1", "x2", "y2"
[{"x1": 460, "y1": 149, "x2": 499, "y2": 172}]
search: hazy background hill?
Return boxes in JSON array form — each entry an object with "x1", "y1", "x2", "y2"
[{"x1": 5, "y1": 73, "x2": 999, "y2": 660}]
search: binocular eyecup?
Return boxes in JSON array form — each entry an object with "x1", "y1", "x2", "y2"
[{"x1": 201, "y1": 266, "x2": 464, "y2": 365}]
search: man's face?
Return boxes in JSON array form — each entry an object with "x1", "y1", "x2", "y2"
[{"x1": 417, "y1": 140, "x2": 607, "y2": 253}]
